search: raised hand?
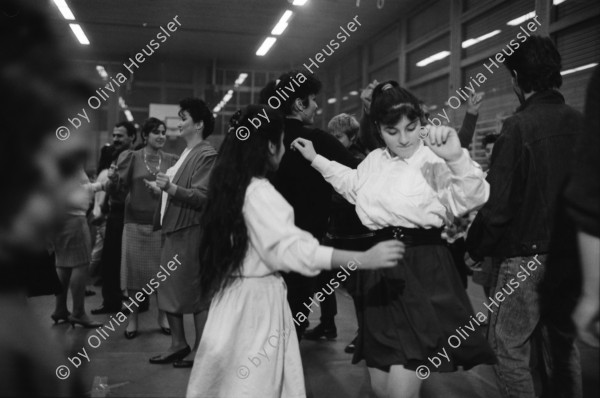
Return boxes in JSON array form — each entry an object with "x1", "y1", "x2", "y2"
[
  {"x1": 467, "y1": 91, "x2": 484, "y2": 115},
  {"x1": 290, "y1": 137, "x2": 317, "y2": 162},
  {"x1": 360, "y1": 80, "x2": 379, "y2": 114},
  {"x1": 421, "y1": 125, "x2": 463, "y2": 162}
]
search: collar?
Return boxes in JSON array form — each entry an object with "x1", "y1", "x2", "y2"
[
  {"x1": 382, "y1": 141, "x2": 425, "y2": 162},
  {"x1": 516, "y1": 89, "x2": 565, "y2": 112}
]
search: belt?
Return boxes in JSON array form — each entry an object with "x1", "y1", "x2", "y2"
[{"x1": 374, "y1": 226, "x2": 443, "y2": 247}]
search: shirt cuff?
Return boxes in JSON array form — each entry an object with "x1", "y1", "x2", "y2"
[
  {"x1": 314, "y1": 246, "x2": 334, "y2": 270},
  {"x1": 446, "y1": 149, "x2": 474, "y2": 177},
  {"x1": 311, "y1": 154, "x2": 330, "y2": 173}
]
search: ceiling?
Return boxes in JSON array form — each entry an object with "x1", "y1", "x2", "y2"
[{"x1": 32, "y1": 0, "x2": 422, "y2": 71}]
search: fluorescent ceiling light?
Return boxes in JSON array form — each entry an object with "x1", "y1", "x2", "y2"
[
  {"x1": 553, "y1": 0, "x2": 567, "y2": 5},
  {"x1": 124, "y1": 110, "x2": 134, "y2": 122},
  {"x1": 507, "y1": 11, "x2": 536, "y2": 26},
  {"x1": 462, "y1": 29, "x2": 501, "y2": 48},
  {"x1": 416, "y1": 51, "x2": 450, "y2": 67},
  {"x1": 69, "y1": 23, "x2": 90, "y2": 45},
  {"x1": 293, "y1": 0, "x2": 308, "y2": 5},
  {"x1": 272, "y1": 10, "x2": 293, "y2": 35},
  {"x1": 234, "y1": 73, "x2": 248, "y2": 87},
  {"x1": 256, "y1": 37, "x2": 277, "y2": 56},
  {"x1": 96, "y1": 65, "x2": 108, "y2": 80},
  {"x1": 118, "y1": 97, "x2": 127, "y2": 108},
  {"x1": 327, "y1": 98, "x2": 337, "y2": 104},
  {"x1": 561, "y1": 63, "x2": 598, "y2": 76},
  {"x1": 52, "y1": 0, "x2": 75, "y2": 20},
  {"x1": 342, "y1": 96, "x2": 349, "y2": 101},
  {"x1": 349, "y1": 90, "x2": 359, "y2": 96}
]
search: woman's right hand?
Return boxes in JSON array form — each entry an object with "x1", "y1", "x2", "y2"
[
  {"x1": 358, "y1": 240, "x2": 405, "y2": 269},
  {"x1": 291, "y1": 137, "x2": 317, "y2": 162}
]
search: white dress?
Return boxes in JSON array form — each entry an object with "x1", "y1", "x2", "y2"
[{"x1": 186, "y1": 178, "x2": 333, "y2": 398}]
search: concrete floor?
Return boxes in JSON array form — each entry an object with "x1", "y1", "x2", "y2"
[{"x1": 27, "y1": 278, "x2": 599, "y2": 398}]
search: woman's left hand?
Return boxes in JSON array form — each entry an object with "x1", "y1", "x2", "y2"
[
  {"x1": 291, "y1": 138, "x2": 317, "y2": 162},
  {"x1": 155, "y1": 172, "x2": 171, "y2": 191},
  {"x1": 422, "y1": 125, "x2": 463, "y2": 162},
  {"x1": 143, "y1": 179, "x2": 161, "y2": 195}
]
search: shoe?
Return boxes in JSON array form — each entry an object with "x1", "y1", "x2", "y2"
[
  {"x1": 345, "y1": 336, "x2": 358, "y2": 354},
  {"x1": 160, "y1": 326, "x2": 171, "y2": 335},
  {"x1": 85, "y1": 289, "x2": 96, "y2": 297},
  {"x1": 172, "y1": 359, "x2": 194, "y2": 368},
  {"x1": 51, "y1": 312, "x2": 71, "y2": 324},
  {"x1": 69, "y1": 316, "x2": 103, "y2": 328},
  {"x1": 149, "y1": 346, "x2": 191, "y2": 364},
  {"x1": 91, "y1": 305, "x2": 120, "y2": 315},
  {"x1": 304, "y1": 323, "x2": 337, "y2": 340},
  {"x1": 124, "y1": 330, "x2": 138, "y2": 339}
]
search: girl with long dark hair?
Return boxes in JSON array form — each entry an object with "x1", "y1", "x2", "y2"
[
  {"x1": 186, "y1": 105, "x2": 404, "y2": 398},
  {"x1": 292, "y1": 81, "x2": 496, "y2": 398}
]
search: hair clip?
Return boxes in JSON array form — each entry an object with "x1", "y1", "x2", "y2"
[{"x1": 382, "y1": 83, "x2": 393, "y2": 91}]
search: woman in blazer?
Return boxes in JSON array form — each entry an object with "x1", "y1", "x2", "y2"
[{"x1": 147, "y1": 98, "x2": 217, "y2": 368}]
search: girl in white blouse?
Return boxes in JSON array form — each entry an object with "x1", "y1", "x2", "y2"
[
  {"x1": 185, "y1": 105, "x2": 404, "y2": 398},
  {"x1": 292, "y1": 81, "x2": 496, "y2": 398}
]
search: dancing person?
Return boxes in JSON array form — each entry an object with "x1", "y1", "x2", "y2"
[
  {"x1": 538, "y1": 66, "x2": 600, "y2": 398},
  {"x1": 52, "y1": 167, "x2": 104, "y2": 328},
  {"x1": 92, "y1": 121, "x2": 136, "y2": 314},
  {"x1": 186, "y1": 105, "x2": 404, "y2": 398},
  {"x1": 0, "y1": 1, "x2": 90, "y2": 394},
  {"x1": 293, "y1": 81, "x2": 496, "y2": 398},
  {"x1": 466, "y1": 36, "x2": 584, "y2": 398},
  {"x1": 107, "y1": 118, "x2": 178, "y2": 338},
  {"x1": 567, "y1": 66, "x2": 600, "y2": 348},
  {"x1": 87, "y1": 146, "x2": 114, "y2": 290},
  {"x1": 267, "y1": 71, "x2": 360, "y2": 340},
  {"x1": 149, "y1": 98, "x2": 217, "y2": 368},
  {"x1": 305, "y1": 113, "x2": 373, "y2": 354}
]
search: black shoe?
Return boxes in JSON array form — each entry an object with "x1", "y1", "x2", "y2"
[
  {"x1": 304, "y1": 323, "x2": 337, "y2": 340},
  {"x1": 344, "y1": 336, "x2": 358, "y2": 354},
  {"x1": 91, "y1": 305, "x2": 120, "y2": 315},
  {"x1": 149, "y1": 346, "x2": 191, "y2": 364},
  {"x1": 172, "y1": 359, "x2": 194, "y2": 368},
  {"x1": 124, "y1": 330, "x2": 138, "y2": 339}
]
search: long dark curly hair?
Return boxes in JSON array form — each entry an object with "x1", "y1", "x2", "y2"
[{"x1": 199, "y1": 104, "x2": 284, "y2": 299}]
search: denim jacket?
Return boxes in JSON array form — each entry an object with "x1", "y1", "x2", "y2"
[{"x1": 467, "y1": 90, "x2": 584, "y2": 260}]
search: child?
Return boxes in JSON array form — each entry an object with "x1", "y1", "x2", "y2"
[
  {"x1": 185, "y1": 105, "x2": 404, "y2": 398},
  {"x1": 292, "y1": 81, "x2": 497, "y2": 398}
]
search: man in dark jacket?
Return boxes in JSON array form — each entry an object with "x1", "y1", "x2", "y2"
[
  {"x1": 266, "y1": 71, "x2": 359, "y2": 340},
  {"x1": 467, "y1": 36, "x2": 584, "y2": 398}
]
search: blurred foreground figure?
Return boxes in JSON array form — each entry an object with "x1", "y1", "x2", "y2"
[
  {"x1": 467, "y1": 36, "x2": 584, "y2": 398},
  {"x1": 0, "y1": 1, "x2": 92, "y2": 395}
]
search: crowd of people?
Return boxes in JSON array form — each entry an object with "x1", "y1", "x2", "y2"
[{"x1": 1, "y1": 2, "x2": 598, "y2": 398}]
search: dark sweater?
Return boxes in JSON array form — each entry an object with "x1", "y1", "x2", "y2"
[{"x1": 273, "y1": 118, "x2": 360, "y2": 240}]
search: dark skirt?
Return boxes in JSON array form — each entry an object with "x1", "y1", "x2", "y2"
[
  {"x1": 352, "y1": 231, "x2": 496, "y2": 372},
  {"x1": 158, "y1": 225, "x2": 209, "y2": 314}
]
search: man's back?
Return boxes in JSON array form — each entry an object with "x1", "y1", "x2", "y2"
[{"x1": 468, "y1": 89, "x2": 584, "y2": 258}]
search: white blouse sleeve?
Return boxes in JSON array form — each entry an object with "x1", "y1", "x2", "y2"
[
  {"x1": 311, "y1": 154, "x2": 367, "y2": 205},
  {"x1": 244, "y1": 181, "x2": 333, "y2": 276},
  {"x1": 435, "y1": 149, "x2": 490, "y2": 217}
]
